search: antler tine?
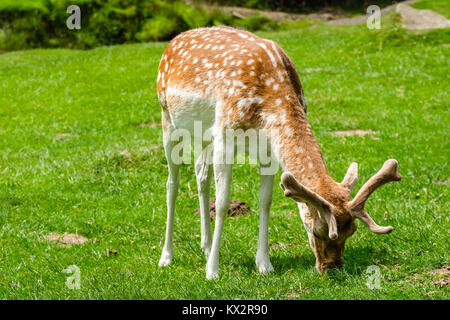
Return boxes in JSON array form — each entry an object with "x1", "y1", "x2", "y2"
[
  {"x1": 354, "y1": 210, "x2": 393, "y2": 234},
  {"x1": 341, "y1": 162, "x2": 358, "y2": 193},
  {"x1": 349, "y1": 159, "x2": 402, "y2": 212}
]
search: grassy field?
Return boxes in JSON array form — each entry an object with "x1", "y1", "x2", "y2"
[
  {"x1": 0, "y1": 11, "x2": 449, "y2": 299},
  {"x1": 412, "y1": 0, "x2": 450, "y2": 19}
]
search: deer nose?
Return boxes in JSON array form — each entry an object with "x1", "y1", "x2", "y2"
[{"x1": 320, "y1": 260, "x2": 344, "y2": 271}]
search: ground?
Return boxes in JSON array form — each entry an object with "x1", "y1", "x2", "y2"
[{"x1": 0, "y1": 9, "x2": 449, "y2": 299}]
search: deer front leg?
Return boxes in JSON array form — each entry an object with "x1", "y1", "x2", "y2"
[
  {"x1": 256, "y1": 171, "x2": 275, "y2": 274},
  {"x1": 195, "y1": 150, "x2": 213, "y2": 259},
  {"x1": 205, "y1": 135, "x2": 232, "y2": 280},
  {"x1": 159, "y1": 129, "x2": 181, "y2": 267}
]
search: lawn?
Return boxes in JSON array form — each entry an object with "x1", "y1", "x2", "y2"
[
  {"x1": 0, "y1": 12, "x2": 449, "y2": 299},
  {"x1": 412, "y1": 0, "x2": 450, "y2": 19}
]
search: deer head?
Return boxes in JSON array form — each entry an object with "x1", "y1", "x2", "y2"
[{"x1": 280, "y1": 159, "x2": 401, "y2": 272}]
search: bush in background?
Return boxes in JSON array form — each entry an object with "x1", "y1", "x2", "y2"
[
  {"x1": 0, "y1": 0, "x2": 288, "y2": 51},
  {"x1": 199, "y1": 0, "x2": 399, "y2": 13}
]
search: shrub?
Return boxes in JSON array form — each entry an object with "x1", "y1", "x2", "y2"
[{"x1": 0, "y1": 0, "x2": 284, "y2": 51}]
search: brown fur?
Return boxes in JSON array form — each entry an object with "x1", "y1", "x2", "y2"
[{"x1": 157, "y1": 26, "x2": 401, "y2": 272}]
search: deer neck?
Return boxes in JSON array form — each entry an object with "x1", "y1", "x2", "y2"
[{"x1": 264, "y1": 104, "x2": 335, "y2": 193}]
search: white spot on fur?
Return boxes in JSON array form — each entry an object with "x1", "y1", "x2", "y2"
[
  {"x1": 237, "y1": 96, "x2": 263, "y2": 109},
  {"x1": 266, "y1": 78, "x2": 275, "y2": 86},
  {"x1": 294, "y1": 146, "x2": 304, "y2": 154},
  {"x1": 260, "y1": 112, "x2": 277, "y2": 125},
  {"x1": 285, "y1": 127, "x2": 293, "y2": 137},
  {"x1": 256, "y1": 42, "x2": 277, "y2": 68}
]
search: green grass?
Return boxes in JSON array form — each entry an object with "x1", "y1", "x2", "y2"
[
  {"x1": 0, "y1": 14, "x2": 449, "y2": 299},
  {"x1": 412, "y1": 0, "x2": 450, "y2": 19}
]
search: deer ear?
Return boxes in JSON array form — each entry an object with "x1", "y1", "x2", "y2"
[{"x1": 281, "y1": 172, "x2": 338, "y2": 240}]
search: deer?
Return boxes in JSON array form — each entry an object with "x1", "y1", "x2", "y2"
[{"x1": 156, "y1": 26, "x2": 401, "y2": 280}]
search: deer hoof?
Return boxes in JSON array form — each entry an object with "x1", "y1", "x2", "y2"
[{"x1": 158, "y1": 251, "x2": 173, "y2": 267}]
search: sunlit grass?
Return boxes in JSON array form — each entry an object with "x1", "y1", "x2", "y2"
[{"x1": 0, "y1": 14, "x2": 449, "y2": 299}]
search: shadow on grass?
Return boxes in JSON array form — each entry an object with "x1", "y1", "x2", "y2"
[
  {"x1": 234, "y1": 249, "x2": 315, "y2": 276},
  {"x1": 233, "y1": 243, "x2": 391, "y2": 281},
  {"x1": 324, "y1": 245, "x2": 391, "y2": 282}
]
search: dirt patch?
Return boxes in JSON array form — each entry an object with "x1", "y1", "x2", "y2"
[
  {"x1": 55, "y1": 133, "x2": 74, "y2": 141},
  {"x1": 212, "y1": 5, "x2": 347, "y2": 22},
  {"x1": 433, "y1": 265, "x2": 450, "y2": 287},
  {"x1": 396, "y1": 4, "x2": 450, "y2": 30},
  {"x1": 194, "y1": 198, "x2": 251, "y2": 219},
  {"x1": 136, "y1": 121, "x2": 160, "y2": 128},
  {"x1": 330, "y1": 129, "x2": 376, "y2": 137},
  {"x1": 270, "y1": 243, "x2": 298, "y2": 249},
  {"x1": 286, "y1": 286, "x2": 311, "y2": 298},
  {"x1": 43, "y1": 233, "x2": 89, "y2": 246},
  {"x1": 119, "y1": 149, "x2": 135, "y2": 162},
  {"x1": 302, "y1": 68, "x2": 324, "y2": 73},
  {"x1": 139, "y1": 145, "x2": 162, "y2": 153},
  {"x1": 436, "y1": 178, "x2": 450, "y2": 186}
]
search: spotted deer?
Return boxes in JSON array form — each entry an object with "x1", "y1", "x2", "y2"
[{"x1": 156, "y1": 26, "x2": 401, "y2": 280}]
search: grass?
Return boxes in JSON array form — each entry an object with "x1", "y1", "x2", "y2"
[
  {"x1": 412, "y1": 0, "x2": 450, "y2": 19},
  {"x1": 0, "y1": 13, "x2": 449, "y2": 299}
]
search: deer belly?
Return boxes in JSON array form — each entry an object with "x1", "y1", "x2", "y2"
[{"x1": 166, "y1": 87, "x2": 216, "y2": 133}]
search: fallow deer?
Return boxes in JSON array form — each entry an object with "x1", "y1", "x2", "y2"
[{"x1": 156, "y1": 26, "x2": 401, "y2": 279}]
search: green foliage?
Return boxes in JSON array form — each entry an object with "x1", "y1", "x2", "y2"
[
  {"x1": 201, "y1": 0, "x2": 401, "y2": 13},
  {"x1": 0, "y1": 0, "x2": 286, "y2": 51},
  {"x1": 136, "y1": 15, "x2": 179, "y2": 41},
  {"x1": 233, "y1": 13, "x2": 278, "y2": 31}
]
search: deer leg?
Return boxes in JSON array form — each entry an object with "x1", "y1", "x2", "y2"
[
  {"x1": 256, "y1": 171, "x2": 275, "y2": 274},
  {"x1": 205, "y1": 134, "x2": 232, "y2": 280},
  {"x1": 159, "y1": 129, "x2": 181, "y2": 267},
  {"x1": 195, "y1": 149, "x2": 213, "y2": 259}
]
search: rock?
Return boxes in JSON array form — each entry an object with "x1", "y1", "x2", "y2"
[{"x1": 396, "y1": 4, "x2": 450, "y2": 30}]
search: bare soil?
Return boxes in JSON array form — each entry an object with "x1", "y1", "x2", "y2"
[
  {"x1": 396, "y1": 4, "x2": 450, "y2": 30},
  {"x1": 330, "y1": 129, "x2": 376, "y2": 137},
  {"x1": 433, "y1": 265, "x2": 450, "y2": 287},
  {"x1": 212, "y1": 5, "x2": 347, "y2": 22},
  {"x1": 136, "y1": 121, "x2": 161, "y2": 127},
  {"x1": 194, "y1": 198, "x2": 251, "y2": 219},
  {"x1": 43, "y1": 233, "x2": 89, "y2": 246}
]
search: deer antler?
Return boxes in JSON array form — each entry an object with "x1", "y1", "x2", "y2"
[
  {"x1": 349, "y1": 159, "x2": 401, "y2": 234},
  {"x1": 281, "y1": 172, "x2": 338, "y2": 240},
  {"x1": 341, "y1": 162, "x2": 358, "y2": 193}
]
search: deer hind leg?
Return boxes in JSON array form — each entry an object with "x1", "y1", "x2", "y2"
[
  {"x1": 195, "y1": 148, "x2": 213, "y2": 259},
  {"x1": 205, "y1": 133, "x2": 232, "y2": 280},
  {"x1": 159, "y1": 123, "x2": 181, "y2": 267},
  {"x1": 256, "y1": 169, "x2": 275, "y2": 274}
]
